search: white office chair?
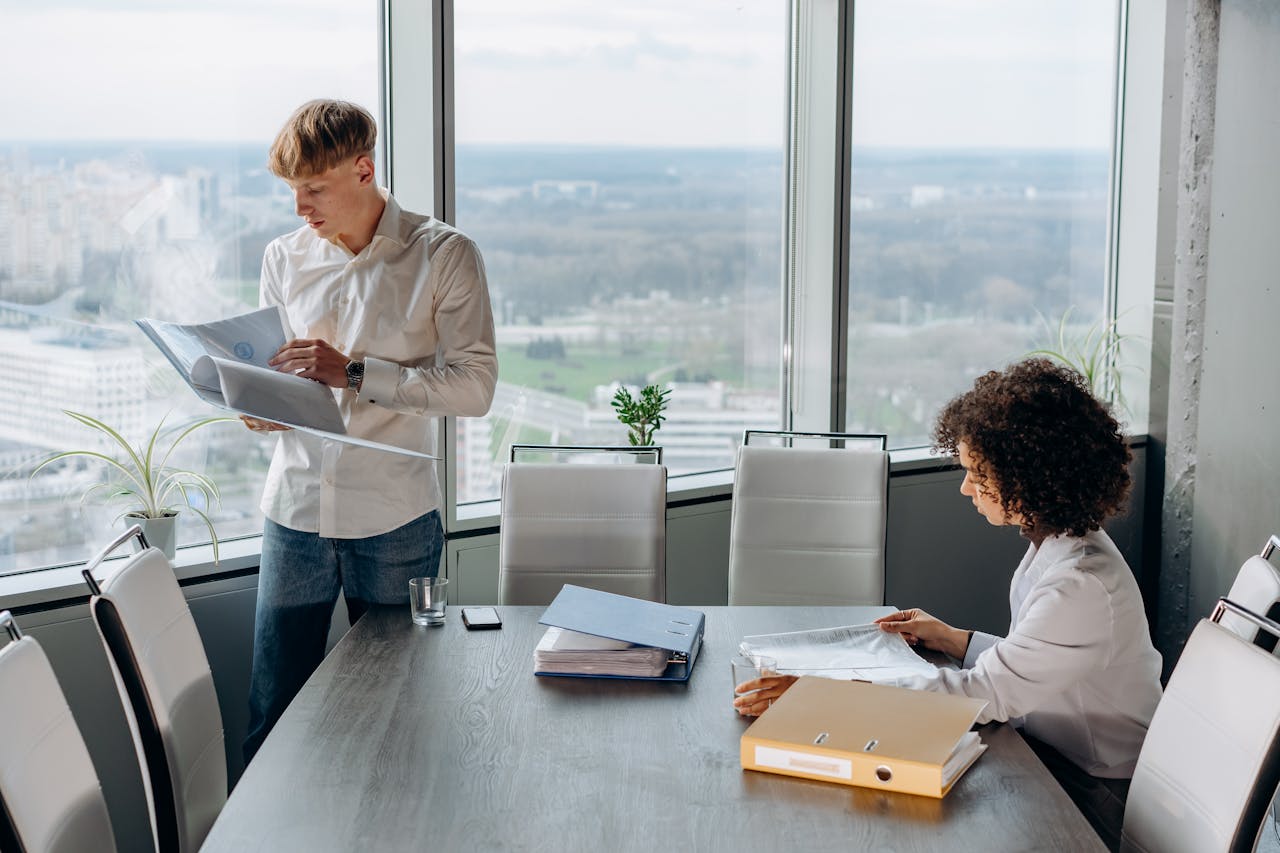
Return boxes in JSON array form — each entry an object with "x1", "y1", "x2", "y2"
[
  {"x1": 1220, "y1": 534, "x2": 1280, "y2": 651},
  {"x1": 0, "y1": 611, "x2": 117, "y2": 853},
  {"x1": 83, "y1": 526, "x2": 226, "y2": 853},
  {"x1": 499, "y1": 446, "x2": 667, "y2": 605},
  {"x1": 1121, "y1": 598, "x2": 1280, "y2": 853},
  {"x1": 728, "y1": 430, "x2": 888, "y2": 605}
]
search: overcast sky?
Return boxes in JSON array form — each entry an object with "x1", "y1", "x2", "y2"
[{"x1": 0, "y1": 0, "x2": 1117, "y2": 149}]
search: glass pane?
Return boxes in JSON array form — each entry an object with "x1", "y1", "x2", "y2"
[
  {"x1": 453, "y1": 0, "x2": 787, "y2": 504},
  {"x1": 846, "y1": 1, "x2": 1119, "y2": 447},
  {"x1": 0, "y1": 2, "x2": 379, "y2": 573}
]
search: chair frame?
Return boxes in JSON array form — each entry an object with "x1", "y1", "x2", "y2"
[
  {"x1": 83, "y1": 525, "x2": 182, "y2": 853},
  {"x1": 743, "y1": 429, "x2": 887, "y2": 450},
  {"x1": 509, "y1": 443, "x2": 663, "y2": 464}
]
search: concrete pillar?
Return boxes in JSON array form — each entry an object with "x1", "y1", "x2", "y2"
[{"x1": 1157, "y1": 0, "x2": 1219, "y2": 672}]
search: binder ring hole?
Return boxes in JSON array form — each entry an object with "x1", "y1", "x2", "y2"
[{"x1": 875, "y1": 765, "x2": 893, "y2": 783}]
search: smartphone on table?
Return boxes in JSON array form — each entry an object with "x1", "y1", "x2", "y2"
[{"x1": 461, "y1": 606, "x2": 502, "y2": 630}]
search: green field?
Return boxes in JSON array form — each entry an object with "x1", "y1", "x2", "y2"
[{"x1": 497, "y1": 340, "x2": 746, "y2": 401}]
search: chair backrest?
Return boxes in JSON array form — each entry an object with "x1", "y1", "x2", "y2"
[
  {"x1": 1220, "y1": 535, "x2": 1280, "y2": 651},
  {"x1": 499, "y1": 462, "x2": 667, "y2": 605},
  {"x1": 728, "y1": 436, "x2": 888, "y2": 605},
  {"x1": 0, "y1": 612, "x2": 117, "y2": 853},
  {"x1": 1121, "y1": 599, "x2": 1280, "y2": 853},
  {"x1": 83, "y1": 528, "x2": 226, "y2": 853}
]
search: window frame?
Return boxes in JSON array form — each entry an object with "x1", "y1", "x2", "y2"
[{"x1": 0, "y1": 0, "x2": 1149, "y2": 583}]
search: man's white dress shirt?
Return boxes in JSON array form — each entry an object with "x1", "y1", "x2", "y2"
[
  {"x1": 907, "y1": 529, "x2": 1163, "y2": 778},
  {"x1": 258, "y1": 191, "x2": 497, "y2": 539}
]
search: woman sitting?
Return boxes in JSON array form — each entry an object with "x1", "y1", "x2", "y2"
[{"x1": 734, "y1": 357, "x2": 1162, "y2": 851}]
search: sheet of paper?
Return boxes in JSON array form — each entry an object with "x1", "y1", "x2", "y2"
[
  {"x1": 212, "y1": 357, "x2": 347, "y2": 435},
  {"x1": 138, "y1": 306, "x2": 286, "y2": 380},
  {"x1": 739, "y1": 623, "x2": 938, "y2": 686}
]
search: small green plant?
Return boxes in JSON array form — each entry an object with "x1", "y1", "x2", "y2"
[
  {"x1": 610, "y1": 383, "x2": 672, "y2": 446},
  {"x1": 1028, "y1": 307, "x2": 1146, "y2": 417},
  {"x1": 30, "y1": 410, "x2": 233, "y2": 560}
]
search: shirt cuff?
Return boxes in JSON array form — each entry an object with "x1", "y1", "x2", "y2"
[
  {"x1": 359, "y1": 356, "x2": 401, "y2": 408},
  {"x1": 962, "y1": 631, "x2": 1000, "y2": 669}
]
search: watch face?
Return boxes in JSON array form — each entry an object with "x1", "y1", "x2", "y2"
[{"x1": 346, "y1": 359, "x2": 364, "y2": 389}]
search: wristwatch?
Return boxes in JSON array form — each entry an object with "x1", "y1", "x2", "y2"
[{"x1": 345, "y1": 358, "x2": 365, "y2": 391}]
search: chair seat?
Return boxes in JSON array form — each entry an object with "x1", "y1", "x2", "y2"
[
  {"x1": 86, "y1": 533, "x2": 226, "y2": 853},
  {"x1": 499, "y1": 462, "x2": 667, "y2": 605},
  {"x1": 1221, "y1": 543, "x2": 1280, "y2": 650},
  {"x1": 729, "y1": 443, "x2": 888, "y2": 605},
  {"x1": 1122, "y1": 617, "x2": 1280, "y2": 853},
  {"x1": 0, "y1": 618, "x2": 117, "y2": 853}
]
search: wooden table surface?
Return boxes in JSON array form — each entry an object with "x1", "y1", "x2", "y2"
[{"x1": 202, "y1": 605, "x2": 1105, "y2": 852}]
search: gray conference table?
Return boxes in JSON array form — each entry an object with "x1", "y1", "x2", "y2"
[{"x1": 202, "y1": 605, "x2": 1105, "y2": 852}]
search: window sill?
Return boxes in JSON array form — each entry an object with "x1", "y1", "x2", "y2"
[{"x1": 0, "y1": 535, "x2": 263, "y2": 615}]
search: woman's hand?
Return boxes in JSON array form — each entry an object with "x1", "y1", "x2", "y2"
[
  {"x1": 875, "y1": 609, "x2": 971, "y2": 660},
  {"x1": 732, "y1": 674, "x2": 799, "y2": 717}
]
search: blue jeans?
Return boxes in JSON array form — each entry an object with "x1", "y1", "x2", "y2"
[{"x1": 243, "y1": 511, "x2": 443, "y2": 764}]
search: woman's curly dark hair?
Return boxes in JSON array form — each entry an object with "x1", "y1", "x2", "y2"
[{"x1": 933, "y1": 358, "x2": 1131, "y2": 538}]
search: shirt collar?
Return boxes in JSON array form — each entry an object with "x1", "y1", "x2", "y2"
[
  {"x1": 371, "y1": 189, "x2": 408, "y2": 248},
  {"x1": 332, "y1": 189, "x2": 406, "y2": 256}
]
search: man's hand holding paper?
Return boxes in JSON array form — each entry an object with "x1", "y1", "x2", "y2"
[{"x1": 268, "y1": 337, "x2": 353, "y2": 389}]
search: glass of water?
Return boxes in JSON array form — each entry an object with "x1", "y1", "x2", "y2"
[{"x1": 409, "y1": 576, "x2": 449, "y2": 626}]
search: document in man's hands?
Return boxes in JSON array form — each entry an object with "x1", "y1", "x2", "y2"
[
  {"x1": 740, "y1": 676, "x2": 988, "y2": 798},
  {"x1": 738, "y1": 623, "x2": 938, "y2": 686},
  {"x1": 136, "y1": 307, "x2": 435, "y2": 459}
]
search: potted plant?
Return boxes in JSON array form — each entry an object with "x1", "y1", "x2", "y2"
[
  {"x1": 1028, "y1": 306, "x2": 1148, "y2": 419},
  {"x1": 30, "y1": 410, "x2": 233, "y2": 561},
  {"x1": 610, "y1": 383, "x2": 672, "y2": 447}
]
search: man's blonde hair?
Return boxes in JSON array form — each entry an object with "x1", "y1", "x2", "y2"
[{"x1": 268, "y1": 99, "x2": 377, "y2": 179}]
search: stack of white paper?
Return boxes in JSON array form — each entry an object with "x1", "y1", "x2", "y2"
[
  {"x1": 738, "y1": 623, "x2": 938, "y2": 686},
  {"x1": 942, "y1": 731, "x2": 987, "y2": 788},
  {"x1": 533, "y1": 627, "x2": 668, "y2": 677}
]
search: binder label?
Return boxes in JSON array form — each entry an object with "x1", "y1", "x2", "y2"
[{"x1": 755, "y1": 746, "x2": 852, "y2": 780}]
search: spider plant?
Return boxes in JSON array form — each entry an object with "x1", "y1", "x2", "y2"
[
  {"x1": 30, "y1": 410, "x2": 234, "y2": 561},
  {"x1": 1028, "y1": 307, "x2": 1147, "y2": 418}
]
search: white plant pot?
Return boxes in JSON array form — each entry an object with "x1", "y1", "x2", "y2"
[{"x1": 128, "y1": 513, "x2": 178, "y2": 559}]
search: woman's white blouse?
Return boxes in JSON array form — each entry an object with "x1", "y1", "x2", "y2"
[{"x1": 909, "y1": 529, "x2": 1163, "y2": 778}]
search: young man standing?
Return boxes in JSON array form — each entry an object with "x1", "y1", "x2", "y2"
[{"x1": 242, "y1": 99, "x2": 497, "y2": 762}]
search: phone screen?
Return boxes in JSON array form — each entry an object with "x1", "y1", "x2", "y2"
[{"x1": 462, "y1": 607, "x2": 502, "y2": 629}]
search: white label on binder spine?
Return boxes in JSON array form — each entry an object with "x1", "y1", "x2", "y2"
[{"x1": 755, "y1": 746, "x2": 852, "y2": 780}]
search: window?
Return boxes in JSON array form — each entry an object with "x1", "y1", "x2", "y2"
[
  {"x1": 0, "y1": 2, "x2": 379, "y2": 573},
  {"x1": 451, "y1": 0, "x2": 788, "y2": 504},
  {"x1": 843, "y1": 0, "x2": 1120, "y2": 446}
]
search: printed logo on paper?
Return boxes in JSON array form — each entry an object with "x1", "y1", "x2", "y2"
[{"x1": 233, "y1": 341, "x2": 254, "y2": 360}]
